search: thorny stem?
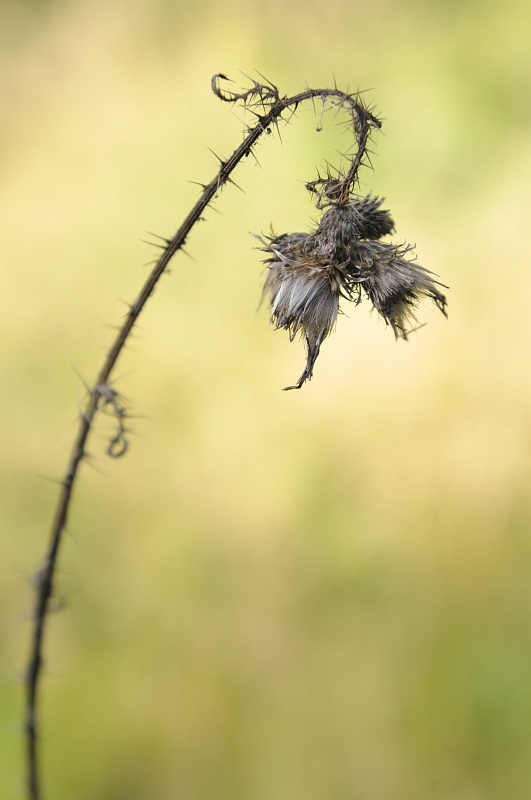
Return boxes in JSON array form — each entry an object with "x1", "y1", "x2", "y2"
[{"x1": 25, "y1": 74, "x2": 380, "y2": 799}]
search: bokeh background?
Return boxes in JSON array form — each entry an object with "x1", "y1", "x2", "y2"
[{"x1": 1, "y1": 1, "x2": 531, "y2": 798}]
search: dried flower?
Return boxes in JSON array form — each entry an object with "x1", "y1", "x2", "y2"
[{"x1": 260, "y1": 196, "x2": 447, "y2": 390}]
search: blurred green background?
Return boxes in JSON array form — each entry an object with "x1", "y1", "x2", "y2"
[{"x1": 1, "y1": 0, "x2": 530, "y2": 798}]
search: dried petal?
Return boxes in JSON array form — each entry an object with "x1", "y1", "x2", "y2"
[
  {"x1": 350, "y1": 241, "x2": 448, "y2": 338},
  {"x1": 261, "y1": 233, "x2": 344, "y2": 390},
  {"x1": 349, "y1": 195, "x2": 395, "y2": 240}
]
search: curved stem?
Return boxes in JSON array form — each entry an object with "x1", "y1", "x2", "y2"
[{"x1": 25, "y1": 78, "x2": 378, "y2": 800}]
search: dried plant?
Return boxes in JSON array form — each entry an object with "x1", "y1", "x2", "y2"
[
  {"x1": 25, "y1": 73, "x2": 447, "y2": 799},
  {"x1": 259, "y1": 154, "x2": 447, "y2": 389}
]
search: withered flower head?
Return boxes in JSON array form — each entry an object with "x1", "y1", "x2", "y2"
[{"x1": 260, "y1": 196, "x2": 447, "y2": 390}]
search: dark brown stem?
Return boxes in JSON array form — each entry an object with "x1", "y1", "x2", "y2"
[{"x1": 25, "y1": 75, "x2": 379, "y2": 800}]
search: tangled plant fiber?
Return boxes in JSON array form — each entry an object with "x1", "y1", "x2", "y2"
[{"x1": 25, "y1": 73, "x2": 447, "y2": 800}]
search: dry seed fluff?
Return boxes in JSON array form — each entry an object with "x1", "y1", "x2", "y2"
[{"x1": 260, "y1": 196, "x2": 447, "y2": 390}]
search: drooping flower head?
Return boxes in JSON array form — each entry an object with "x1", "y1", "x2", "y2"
[
  {"x1": 260, "y1": 161, "x2": 447, "y2": 389},
  {"x1": 260, "y1": 196, "x2": 447, "y2": 389}
]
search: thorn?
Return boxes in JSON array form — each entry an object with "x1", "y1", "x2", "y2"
[
  {"x1": 284, "y1": 104, "x2": 299, "y2": 125},
  {"x1": 180, "y1": 247, "x2": 197, "y2": 262},
  {"x1": 245, "y1": 108, "x2": 264, "y2": 121},
  {"x1": 139, "y1": 239, "x2": 166, "y2": 250},
  {"x1": 70, "y1": 365, "x2": 92, "y2": 393},
  {"x1": 254, "y1": 69, "x2": 277, "y2": 90},
  {"x1": 332, "y1": 104, "x2": 343, "y2": 123},
  {"x1": 309, "y1": 91, "x2": 317, "y2": 118},
  {"x1": 64, "y1": 527, "x2": 84, "y2": 551},
  {"x1": 82, "y1": 457, "x2": 107, "y2": 477},
  {"x1": 36, "y1": 475, "x2": 64, "y2": 485},
  {"x1": 232, "y1": 111, "x2": 249, "y2": 129},
  {"x1": 207, "y1": 148, "x2": 225, "y2": 165},
  {"x1": 76, "y1": 386, "x2": 84, "y2": 419},
  {"x1": 273, "y1": 117, "x2": 283, "y2": 144},
  {"x1": 238, "y1": 68, "x2": 254, "y2": 83},
  {"x1": 145, "y1": 231, "x2": 171, "y2": 244},
  {"x1": 248, "y1": 147, "x2": 262, "y2": 169},
  {"x1": 226, "y1": 176, "x2": 245, "y2": 193},
  {"x1": 121, "y1": 412, "x2": 148, "y2": 421}
]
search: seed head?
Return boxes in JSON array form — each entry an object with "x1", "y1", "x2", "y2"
[{"x1": 260, "y1": 197, "x2": 447, "y2": 390}]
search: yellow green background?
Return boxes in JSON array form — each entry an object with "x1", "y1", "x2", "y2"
[{"x1": 1, "y1": 1, "x2": 530, "y2": 798}]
